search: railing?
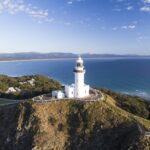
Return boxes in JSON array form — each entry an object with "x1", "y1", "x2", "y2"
[
  {"x1": 145, "y1": 132, "x2": 150, "y2": 137},
  {"x1": 32, "y1": 88, "x2": 105, "y2": 103},
  {"x1": 137, "y1": 123, "x2": 150, "y2": 137}
]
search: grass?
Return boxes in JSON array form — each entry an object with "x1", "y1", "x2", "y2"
[
  {"x1": 0, "y1": 75, "x2": 62, "y2": 100},
  {"x1": 101, "y1": 88, "x2": 150, "y2": 119}
]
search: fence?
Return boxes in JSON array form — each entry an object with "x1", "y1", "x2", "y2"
[{"x1": 32, "y1": 88, "x2": 105, "y2": 103}]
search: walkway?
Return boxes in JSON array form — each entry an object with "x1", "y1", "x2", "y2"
[
  {"x1": 137, "y1": 123, "x2": 150, "y2": 137},
  {"x1": 0, "y1": 98, "x2": 22, "y2": 106},
  {"x1": 32, "y1": 88, "x2": 105, "y2": 103}
]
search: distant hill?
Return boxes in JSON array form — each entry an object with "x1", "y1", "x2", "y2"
[
  {"x1": 0, "y1": 52, "x2": 76, "y2": 61},
  {"x1": 0, "y1": 52, "x2": 149, "y2": 61}
]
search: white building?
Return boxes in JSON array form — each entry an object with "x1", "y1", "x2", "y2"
[
  {"x1": 65, "y1": 56, "x2": 90, "y2": 98},
  {"x1": 52, "y1": 90, "x2": 65, "y2": 99},
  {"x1": 5, "y1": 87, "x2": 21, "y2": 94},
  {"x1": 52, "y1": 56, "x2": 90, "y2": 99}
]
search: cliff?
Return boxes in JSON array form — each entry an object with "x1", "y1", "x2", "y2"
[{"x1": 0, "y1": 93, "x2": 150, "y2": 150}]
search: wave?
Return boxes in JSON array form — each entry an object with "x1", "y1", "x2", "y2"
[{"x1": 122, "y1": 90, "x2": 150, "y2": 100}]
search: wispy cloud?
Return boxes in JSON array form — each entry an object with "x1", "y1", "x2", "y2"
[
  {"x1": 64, "y1": 22, "x2": 71, "y2": 26},
  {"x1": 66, "y1": 0, "x2": 85, "y2": 5},
  {"x1": 140, "y1": 0, "x2": 150, "y2": 12},
  {"x1": 144, "y1": 0, "x2": 150, "y2": 4},
  {"x1": 0, "y1": 0, "x2": 51, "y2": 22},
  {"x1": 140, "y1": 6, "x2": 150, "y2": 12},
  {"x1": 67, "y1": 1, "x2": 73, "y2": 5},
  {"x1": 116, "y1": 0, "x2": 124, "y2": 2},
  {"x1": 121, "y1": 25, "x2": 136, "y2": 30},
  {"x1": 112, "y1": 27, "x2": 118, "y2": 31},
  {"x1": 126, "y1": 6, "x2": 133, "y2": 11},
  {"x1": 113, "y1": 8, "x2": 122, "y2": 12},
  {"x1": 138, "y1": 36, "x2": 150, "y2": 40}
]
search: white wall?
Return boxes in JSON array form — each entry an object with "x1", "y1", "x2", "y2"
[
  {"x1": 74, "y1": 72, "x2": 85, "y2": 98},
  {"x1": 52, "y1": 90, "x2": 65, "y2": 99},
  {"x1": 84, "y1": 85, "x2": 90, "y2": 97},
  {"x1": 65, "y1": 85, "x2": 74, "y2": 98}
]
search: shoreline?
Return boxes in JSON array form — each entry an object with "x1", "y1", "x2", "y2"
[
  {"x1": 0, "y1": 58, "x2": 77, "y2": 62},
  {"x1": 0, "y1": 56, "x2": 150, "y2": 62}
]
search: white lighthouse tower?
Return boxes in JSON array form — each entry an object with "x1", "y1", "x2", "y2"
[
  {"x1": 74, "y1": 56, "x2": 87, "y2": 98},
  {"x1": 65, "y1": 56, "x2": 90, "y2": 98}
]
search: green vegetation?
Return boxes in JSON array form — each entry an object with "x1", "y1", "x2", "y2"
[
  {"x1": 0, "y1": 75, "x2": 62, "y2": 100},
  {"x1": 101, "y1": 88, "x2": 150, "y2": 120},
  {"x1": 48, "y1": 116, "x2": 57, "y2": 125}
]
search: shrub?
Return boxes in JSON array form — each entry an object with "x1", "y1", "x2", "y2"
[
  {"x1": 48, "y1": 116, "x2": 57, "y2": 125},
  {"x1": 100, "y1": 88, "x2": 150, "y2": 119}
]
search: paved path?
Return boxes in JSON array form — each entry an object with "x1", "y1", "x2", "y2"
[
  {"x1": 0, "y1": 98, "x2": 22, "y2": 106},
  {"x1": 137, "y1": 123, "x2": 150, "y2": 137},
  {"x1": 32, "y1": 89, "x2": 105, "y2": 103}
]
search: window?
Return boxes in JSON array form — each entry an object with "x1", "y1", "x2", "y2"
[{"x1": 77, "y1": 63, "x2": 82, "y2": 67}]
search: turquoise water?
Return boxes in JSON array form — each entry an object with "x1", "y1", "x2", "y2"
[{"x1": 0, "y1": 58, "x2": 150, "y2": 99}]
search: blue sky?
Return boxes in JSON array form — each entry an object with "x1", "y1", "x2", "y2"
[{"x1": 0, "y1": 0, "x2": 150, "y2": 55}]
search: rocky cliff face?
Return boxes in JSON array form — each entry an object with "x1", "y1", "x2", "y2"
[{"x1": 0, "y1": 94, "x2": 150, "y2": 150}]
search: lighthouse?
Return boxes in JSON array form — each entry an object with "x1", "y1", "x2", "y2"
[
  {"x1": 74, "y1": 56, "x2": 86, "y2": 98},
  {"x1": 65, "y1": 56, "x2": 90, "y2": 98}
]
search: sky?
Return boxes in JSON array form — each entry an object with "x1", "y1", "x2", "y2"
[{"x1": 0, "y1": 0, "x2": 150, "y2": 55}]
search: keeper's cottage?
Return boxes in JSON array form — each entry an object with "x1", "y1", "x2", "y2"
[{"x1": 52, "y1": 56, "x2": 90, "y2": 99}]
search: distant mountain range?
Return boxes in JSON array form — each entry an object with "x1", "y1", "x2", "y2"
[{"x1": 0, "y1": 52, "x2": 149, "y2": 61}]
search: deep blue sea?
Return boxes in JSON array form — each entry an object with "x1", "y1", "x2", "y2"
[{"x1": 0, "y1": 57, "x2": 150, "y2": 99}]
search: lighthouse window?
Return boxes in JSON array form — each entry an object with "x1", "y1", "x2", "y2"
[{"x1": 77, "y1": 63, "x2": 82, "y2": 67}]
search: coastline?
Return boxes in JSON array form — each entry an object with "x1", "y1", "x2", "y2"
[
  {"x1": 0, "y1": 58, "x2": 77, "y2": 62},
  {"x1": 0, "y1": 56, "x2": 150, "y2": 62},
  {"x1": 0, "y1": 58, "x2": 149, "y2": 101}
]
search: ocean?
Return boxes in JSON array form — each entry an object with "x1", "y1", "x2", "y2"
[{"x1": 0, "y1": 57, "x2": 150, "y2": 99}]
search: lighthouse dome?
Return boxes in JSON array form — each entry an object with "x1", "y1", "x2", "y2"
[{"x1": 76, "y1": 56, "x2": 83, "y2": 64}]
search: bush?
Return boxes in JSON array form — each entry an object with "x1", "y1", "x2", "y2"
[
  {"x1": 0, "y1": 75, "x2": 62, "y2": 100},
  {"x1": 48, "y1": 116, "x2": 57, "y2": 125},
  {"x1": 100, "y1": 88, "x2": 150, "y2": 119}
]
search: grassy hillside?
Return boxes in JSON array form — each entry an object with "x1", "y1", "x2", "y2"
[
  {"x1": 0, "y1": 75, "x2": 62, "y2": 99},
  {"x1": 101, "y1": 88, "x2": 150, "y2": 120},
  {"x1": 0, "y1": 94, "x2": 150, "y2": 150}
]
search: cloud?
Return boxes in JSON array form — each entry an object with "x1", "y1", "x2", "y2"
[
  {"x1": 116, "y1": 0, "x2": 124, "y2": 2},
  {"x1": 140, "y1": 0, "x2": 150, "y2": 12},
  {"x1": 128, "y1": 25, "x2": 136, "y2": 29},
  {"x1": 144, "y1": 0, "x2": 150, "y2": 4},
  {"x1": 0, "y1": 0, "x2": 50, "y2": 22},
  {"x1": 112, "y1": 27, "x2": 118, "y2": 31},
  {"x1": 126, "y1": 6, "x2": 133, "y2": 11},
  {"x1": 67, "y1": 1, "x2": 73, "y2": 5},
  {"x1": 140, "y1": 6, "x2": 150, "y2": 12},
  {"x1": 113, "y1": 8, "x2": 122, "y2": 11},
  {"x1": 66, "y1": 0, "x2": 84, "y2": 5},
  {"x1": 121, "y1": 25, "x2": 136, "y2": 30},
  {"x1": 64, "y1": 22, "x2": 71, "y2": 26},
  {"x1": 137, "y1": 36, "x2": 150, "y2": 41}
]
